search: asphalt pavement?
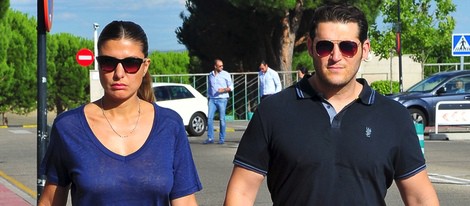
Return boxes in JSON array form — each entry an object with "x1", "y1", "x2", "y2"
[
  {"x1": 0, "y1": 111, "x2": 250, "y2": 205},
  {"x1": 1, "y1": 111, "x2": 469, "y2": 205}
]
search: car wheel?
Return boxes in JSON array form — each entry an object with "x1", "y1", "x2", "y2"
[
  {"x1": 408, "y1": 108, "x2": 427, "y2": 126},
  {"x1": 187, "y1": 112, "x2": 207, "y2": 136}
]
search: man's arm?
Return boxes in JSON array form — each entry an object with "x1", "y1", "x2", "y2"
[
  {"x1": 396, "y1": 169, "x2": 439, "y2": 205},
  {"x1": 224, "y1": 165, "x2": 265, "y2": 206}
]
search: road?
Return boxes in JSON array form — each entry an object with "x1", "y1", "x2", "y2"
[{"x1": 1, "y1": 126, "x2": 470, "y2": 205}]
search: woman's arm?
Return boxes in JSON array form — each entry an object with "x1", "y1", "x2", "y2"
[
  {"x1": 171, "y1": 194, "x2": 198, "y2": 206},
  {"x1": 38, "y1": 181, "x2": 69, "y2": 206}
]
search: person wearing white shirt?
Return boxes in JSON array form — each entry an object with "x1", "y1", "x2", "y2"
[
  {"x1": 204, "y1": 59, "x2": 233, "y2": 144},
  {"x1": 258, "y1": 61, "x2": 282, "y2": 100}
]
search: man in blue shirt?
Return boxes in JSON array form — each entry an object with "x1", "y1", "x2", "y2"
[
  {"x1": 258, "y1": 61, "x2": 282, "y2": 100},
  {"x1": 204, "y1": 59, "x2": 233, "y2": 144}
]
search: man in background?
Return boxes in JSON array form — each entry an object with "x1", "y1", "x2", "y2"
[
  {"x1": 258, "y1": 61, "x2": 282, "y2": 100},
  {"x1": 205, "y1": 59, "x2": 233, "y2": 144}
]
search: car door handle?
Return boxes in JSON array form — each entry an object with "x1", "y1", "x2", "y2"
[{"x1": 465, "y1": 96, "x2": 470, "y2": 100}]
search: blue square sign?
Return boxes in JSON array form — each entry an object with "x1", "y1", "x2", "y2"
[{"x1": 452, "y1": 34, "x2": 470, "y2": 56}]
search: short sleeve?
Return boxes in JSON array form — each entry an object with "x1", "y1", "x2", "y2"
[
  {"x1": 40, "y1": 123, "x2": 71, "y2": 187},
  {"x1": 170, "y1": 119, "x2": 202, "y2": 199},
  {"x1": 394, "y1": 112, "x2": 427, "y2": 180},
  {"x1": 233, "y1": 109, "x2": 270, "y2": 175}
]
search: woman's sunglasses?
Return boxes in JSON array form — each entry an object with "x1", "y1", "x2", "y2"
[
  {"x1": 315, "y1": 40, "x2": 359, "y2": 58},
  {"x1": 96, "y1": 56, "x2": 144, "y2": 74}
]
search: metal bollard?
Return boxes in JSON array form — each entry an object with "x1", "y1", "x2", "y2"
[{"x1": 415, "y1": 123, "x2": 425, "y2": 154}]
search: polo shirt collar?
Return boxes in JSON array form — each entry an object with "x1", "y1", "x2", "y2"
[{"x1": 295, "y1": 77, "x2": 376, "y2": 105}]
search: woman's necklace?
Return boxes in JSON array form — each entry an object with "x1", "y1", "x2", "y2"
[{"x1": 100, "y1": 98, "x2": 141, "y2": 138}]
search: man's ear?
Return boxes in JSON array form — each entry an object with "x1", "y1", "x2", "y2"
[
  {"x1": 361, "y1": 39, "x2": 371, "y2": 61},
  {"x1": 307, "y1": 37, "x2": 315, "y2": 57}
]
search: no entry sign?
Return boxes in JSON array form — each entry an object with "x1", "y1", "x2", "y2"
[{"x1": 76, "y1": 48, "x2": 94, "y2": 67}]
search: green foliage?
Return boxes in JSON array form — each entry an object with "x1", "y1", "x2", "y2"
[
  {"x1": 292, "y1": 51, "x2": 313, "y2": 74},
  {"x1": 0, "y1": 10, "x2": 37, "y2": 115},
  {"x1": 370, "y1": 0, "x2": 456, "y2": 64},
  {"x1": 370, "y1": 80, "x2": 400, "y2": 95},
  {"x1": 0, "y1": 9, "x2": 92, "y2": 115},
  {"x1": 148, "y1": 51, "x2": 190, "y2": 83},
  {"x1": 0, "y1": 0, "x2": 8, "y2": 19},
  {"x1": 178, "y1": 0, "x2": 382, "y2": 73},
  {"x1": 48, "y1": 33, "x2": 92, "y2": 114}
]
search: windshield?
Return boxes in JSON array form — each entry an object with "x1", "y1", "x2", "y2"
[{"x1": 407, "y1": 74, "x2": 449, "y2": 92}]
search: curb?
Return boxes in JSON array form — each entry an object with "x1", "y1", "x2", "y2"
[{"x1": 0, "y1": 125, "x2": 37, "y2": 129}]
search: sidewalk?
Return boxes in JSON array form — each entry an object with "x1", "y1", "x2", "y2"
[{"x1": 0, "y1": 176, "x2": 34, "y2": 206}]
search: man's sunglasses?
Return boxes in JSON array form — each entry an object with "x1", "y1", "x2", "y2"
[
  {"x1": 315, "y1": 40, "x2": 359, "y2": 58},
  {"x1": 96, "y1": 56, "x2": 144, "y2": 74}
]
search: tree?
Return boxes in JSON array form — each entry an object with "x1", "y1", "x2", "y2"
[
  {"x1": 148, "y1": 51, "x2": 190, "y2": 75},
  {"x1": 0, "y1": 10, "x2": 37, "y2": 115},
  {"x1": 177, "y1": 0, "x2": 382, "y2": 76},
  {"x1": 148, "y1": 51, "x2": 191, "y2": 83},
  {"x1": 370, "y1": 0, "x2": 456, "y2": 69},
  {"x1": 48, "y1": 33, "x2": 92, "y2": 114},
  {"x1": 177, "y1": 0, "x2": 267, "y2": 73},
  {"x1": 227, "y1": 0, "x2": 319, "y2": 74},
  {"x1": 0, "y1": 0, "x2": 8, "y2": 19}
]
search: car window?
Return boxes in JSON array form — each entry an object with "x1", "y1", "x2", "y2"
[
  {"x1": 407, "y1": 75, "x2": 449, "y2": 92},
  {"x1": 167, "y1": 86, "x2": 195, "y2": 100},
  {"x1": 154, "y1": 86, "x2": 171, "y2": 101},
  {"x1": 445, "y1": 75, "x2": 470, "y2": 94}
]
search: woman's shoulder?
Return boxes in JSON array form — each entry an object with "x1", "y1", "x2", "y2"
[
  {"x1": 153, "y1": 102, "x2": 183, "y2": 122},
  {"x1": 54, "y1": 105, "x2": 85, "y2": 123}
]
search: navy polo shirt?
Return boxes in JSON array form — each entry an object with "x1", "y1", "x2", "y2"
[{"x1": 233, "y1": 77, "x2": 426, "y2": 205}]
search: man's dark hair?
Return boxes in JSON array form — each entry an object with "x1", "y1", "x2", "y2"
[
  {"x1": 309, "y1": 4, "x2": 368, "y2": 43},
  {"x1": 297, "y1": 67, "x2": 308, "y2": 75}
]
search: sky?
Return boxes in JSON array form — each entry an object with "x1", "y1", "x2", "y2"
[{"x1": 9, "y1": 0, "x2": 470, "y2": 52}]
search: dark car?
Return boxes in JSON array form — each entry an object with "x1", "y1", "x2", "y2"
[{"x1": 388, "y1": 70, "x2": 470, "y2": 126}]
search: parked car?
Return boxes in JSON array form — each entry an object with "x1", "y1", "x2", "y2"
[
  {"x1": 388, "y1": 70, "x2": 470, "y2": 126},
  {"x1": 152, "y1": 83, "x2": 208, "y2": 136}
]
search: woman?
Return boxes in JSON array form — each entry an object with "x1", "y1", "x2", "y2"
[{"x1": 39, "y1": 21, "x2": 202, "y2": 206}]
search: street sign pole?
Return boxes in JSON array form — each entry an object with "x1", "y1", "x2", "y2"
[
  {"x1": 461, "y1": 56, "x2": 464, "y2": 70},
  {"x1": 396, "y1": 0, "x2": 403, "y2": 92},
  {"x1": 37, "y1": 0, "x2": 48, "y2": 201}
]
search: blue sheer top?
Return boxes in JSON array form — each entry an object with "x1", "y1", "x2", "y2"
[{"x1": 40, "y1": 103, "x2": 202, "y2": 205}]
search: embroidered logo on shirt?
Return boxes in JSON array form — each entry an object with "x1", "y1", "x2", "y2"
[{"x1": 365, "y1": 127, "x2": 372, "y2": 138}]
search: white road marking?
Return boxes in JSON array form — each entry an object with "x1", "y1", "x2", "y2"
[
  {"x1": 8, "y1": 130, "x2": 32, "y2": 134},
  {"x1": 429, "y1": 173, "x2": 470, "y2": 185}
]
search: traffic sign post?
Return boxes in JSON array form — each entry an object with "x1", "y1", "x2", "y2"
[
  {"x1": 76, "y1": 48, "x2": 94, "y2": 67},
  {"x1": 452, "y1": 34, "x2": 470, "y2": 70}
]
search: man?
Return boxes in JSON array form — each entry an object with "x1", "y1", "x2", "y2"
[
  {"x1": 204, "y1": 59, "x2": 233, "y2": 144},
  {"x1": 224, "y1": 4, "x2": 439, "y2": 205},
  {"x1": 258, "y1": 61, "x2": 282, "y2": 100},
  {"x1": 296, "y1": 66, "x2": 308, "y2": 80},
  {"x1": 453, "y1": 80, "x2": 466, "y2": 93}
]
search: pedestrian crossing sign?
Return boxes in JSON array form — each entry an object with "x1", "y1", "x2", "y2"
[{"x1": 452, "y1": 34, "x2": 470, "y2": 56}]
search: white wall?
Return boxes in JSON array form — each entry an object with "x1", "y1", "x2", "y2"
[
  {"x1": 358, "y1": 53, "x2": 423, "y2": 90},
  {"x1": 89, "y1": 70, "x2": 103, "y2": 102}
]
